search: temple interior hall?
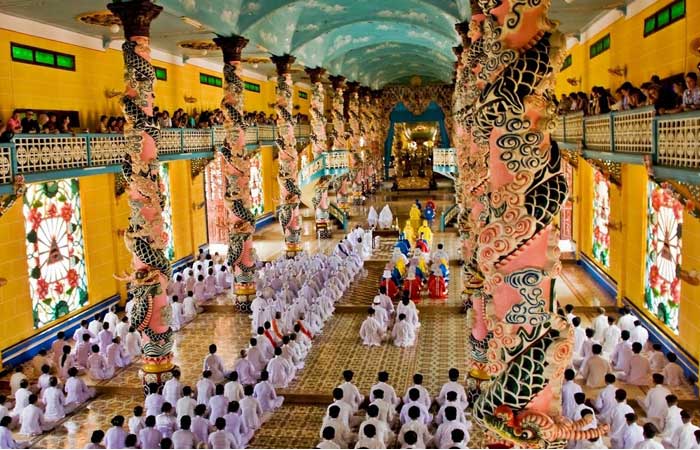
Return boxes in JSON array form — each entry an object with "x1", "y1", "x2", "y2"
[{"x1": 1, "y1": 0, "x2": 700, "y2": 449}]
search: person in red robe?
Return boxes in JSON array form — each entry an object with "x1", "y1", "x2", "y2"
[
  {"x1": 381, "y1": 269, "x2": 400, "y2": 299},
  {"x1": 427, "y1": 262, "x2": 447, "y2": 299},
  {"x1": 403, "y1": 271, "x2": 422, "y2": 302}
]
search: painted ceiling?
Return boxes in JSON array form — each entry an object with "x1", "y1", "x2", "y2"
[{"x1": 0, "y1": 0, "x2": 632, "y2": 87}]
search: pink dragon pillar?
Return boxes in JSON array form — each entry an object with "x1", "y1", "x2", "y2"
[
  {"x1": 328, "y1": 75, "x2": 350, "y2": 210},
  {"x1": 305, "y1": 67, "x2": 332, "y2": 239},
  {"x1": 107, "y1": 0, "x2": 174, "y2": 391},
  {"x1": 345, "y1": 81, "x2": 363, "y2": 205},
  {"x1": 271, "y1": 55, "x2": 302, "y2": 258},
  {"x1": 213, "y1": 35, "x2": 257, "y2": 309},
  {"x1": 462, "y1": 0, "x2": 608, "y2": 446}
]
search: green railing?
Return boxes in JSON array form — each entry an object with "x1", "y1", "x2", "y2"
[
  {"x1": 555, "y1": 107, "x2": 700, "y2": 165},
  {"x1": 298, "y1": 150, "x2": 350, "y2": 187},
  {"x1": 439, "y1": 203, "x2": 459, "y2": 231},
  {"x1": 328, "y1": 202, "x2": 348, "y2": 231},
  {"x1": 0, "y1": 124, "x2": 311, "y2": 193}
]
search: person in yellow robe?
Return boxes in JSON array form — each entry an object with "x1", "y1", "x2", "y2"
[
  {"x1": 409, "y1": 204, "x2": 421, "y2": 232},
  {"x1": 403, "y1": 219, "x2": 415, "y2": 246},
  {"x1": 417, "y1": 220, "x2": 433, "y2": 249}
]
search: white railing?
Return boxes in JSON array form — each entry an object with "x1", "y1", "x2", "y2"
[
  {"x1": 656, "y1": 112, "x2": 700, "y2": 168},
  {"x1": 433, "y1": 148, "x2": 456, "y2": 167},
  {"x1": 0, "y1": 144, "x2": 12, "y2": 185},
  {"x1": 612, "y1": 106, "x2": 655, "y2": 154}
]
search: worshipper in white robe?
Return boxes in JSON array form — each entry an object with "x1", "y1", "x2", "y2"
[
  {"x1": 172, "y1": 416, "x2": 199, "y2": 450},
  {"x1": 370, "y1": 371, "x2": 400, "y2": 408},
  {"x1": 622, "y1": 413, "x2": 644, "y2": 449},
  {"x1": 88, "y1": 315, "x2": 103, "y2": 340},
  {"x1": 618, "y1": 307, "x2": 637, "y2": 333},
  {"x1": 216, "y1": 265, "x2": 232, "y2": 292},
  {"x1": 233, "y1": 349, "x2": 257, "y2": 386},
  {"x1": 169, "y1": 296, "x2": 183, "y2": 332},
  {"x1": 0, "y1": 417, "x2": 20, "y2": 449},
  {"x1": 246, "y1": 338, "x2": 267, "y2": 378},
  {"x1": 648, "y1": 344, "x2": 667, "y2": 373},
  {"x1": 124, "y1": 327, "x2": 142, "y2": 359},
  {"x1": 577, "y1": 328, "x2": 597, "y2": 369},
  {"x1": 322, "y1": 406, "x2": 355, "y2": 448},
  {"x1": 190, "y1": 405, "x2": 210, "y2": 445},
  {"x1": 666, "y1": 410, "x2": 699, "y2": 449},
  {"x1": 369, "y1": 390, "x2": 395, "y2": 426},
  {"x1": 240, "y1": 385, "x2": 264, "y2": 431},
  {"x1": 374, "y1": 287, "x2": 395, "y2": 316},
  {"x1": 603, "y1": 316, "x2": 622, "y2": 355},
  {"x1": 592, "y1": 307, "x2": 609, "y2": 342},
  {"x1": 208, "y1": 418, "x2": 237, "y2": 449},
  {"x1": 203, "y1": 344, "x2": 226, "y2": 384},
  {"x1": 354, "y1": 425, "x2": 385, "y2": 449},
  {"x1": 360, "y1": 308, "x2": 385, "y2": 347},
  {"x1": 87, "y1": 345, "x2": 114, "y2": 380},
  {"x1": 371, "y1": 298, "x2": 389, "y2": 331},
  {"x1": 195, "y1": 371, "x2": 215, "y2": 407},
  {"x1": 400, "y1": 388, "x2": 432, "y2": 425},
  {"x1": 128, "y1": 406, "x2": 144, "y2": 436},
  {"x1": 97, "y1": 322, "x2": 114, "y2": 355},
  {"x1": 115, "y1": 317, "x2": 130, "y2": 343},
  {"x1": 392, "y1": 313, "x2": 416, "y2": 348},
  {"x1": 74, "y1": 333, "x2": 92, "y2": 370},
  {"x1": 562, "y1": 369, "x2": 582, "y2": 419},
  {"x1": 138, "y1": 416, "x2": 162, "y2": 450},
  {"x1": 73, "y1": 320, "x2": 95, "y2": 345},
  {"x1": 581, "y1": 437, "x2": 608, "y2": 449},
  {"x1": 636, "y1": 423, "x2": 664, "y2": 449},
  {"x1": 208, "y1": 384, "x2": 229, "y2": 425},
  {"x1": 594, "y1": 373, "x2": 618, "y2": 423},
  {"x1": 36, "y1": 365, "x2": 52, "y2": 395},
  {"x1": 64, "y1": 367, "x2": 95, "y2": 406},
  {"x1": 223, "y1": 402, "x2": 253, "y2": 448},
  {"x1": 254, "y1": 370, "x2": 284, "y2": 412},
  {"x1": 662, "y1": 353, "x2": 685, "y2": 386},
  {"x1": 267, "y1": 347, "x2": 295, "y2": 388},
  {"x1": 327, "y1": 388, "x2": 354, "y2": 429},
  {"x1": 318, "y1": 427, "x2": 341, "y2": 450},
  {"x1": 337, "y1": 370, "x2": 364, "y2": 413},
  {"x1": 433, "y1": 406, "x2": 471, "y2": 449},
  {"x1": 181, "y1": 291, "x2": 199, "y2": 323},
  {"x1": 630, "y1": 320, "x2": 650, "y2": 348},
  {"x1": 31, "y1": 350, "x2": 53, "y2": 376},
  {"x1": 378, "y1": 205, "x2": 393, "y2": 229},
  {"x1": 175, "y1": 386, "x2": 196, "y2": 422},
  {"x1": 638, "y1": 373, "x2": 671, "y2": 429},
  {"x1": 660, "y1": 395, "x2": 683, "y2": 442},
  {"x1": 437, "y1": 368, "x2": 468, "y2": 407},
  {"x1": 42, "y1": 377, "x2": 70, "y2": 422},
  {"x1": 104, "y1": 306, "x2": 119, "y2": 333},
  {"x1": 51, "y1": 331, "x2": 68, "y2": 368},
  {"x1": 359, "y1": 405, "x2": 395, "y2": 447},
  {"x1": 224, "y1": 371, "x2": 244, "y2": 403},
  {"x1": 155, "y1": 403, "x2": 177, "y2": 439},
  {"x1": 572, "y1": 317, "x2": 586, "y2": 359},
  {"x1": 192, "y1": 275, "x2": 207, "y2": 303},
  {"x1": 9, "y1": 367, "x2": 27, "y2": 396},
  {"x1": 580, "y1": 344, "x2": 612, "y2": 388},
  {"x1": 11, "y1": 380, "x2": 31, "y2": 425},
  {"x1": 145, "y1": 383, "x2": 165, "y2": 417},
  {"x1": 612, "y1": 330, "x2": 634, "y2": 371},
  {"x1": 204, "y1": 268, "x2": 218, "y2": 299},
  {"x1": 609, "y1": 389, "x2": 635, "y2": 448},
  {"x1": 397, "y1": 297, "x2": 420, "y2": 329},
  {"x1": 435, "y1": 391, "x2": 468, "y2": 425},
  {"x1": 622, "y1": 342, "x2": 651, "y2": 385},
  {"x1": 18, "y1": 395, "x2": 47, "y2": 436},
  {"x1": 398, "y1": 406, "x2": 433, "y2": 448},
  {"x1": 367, "y1": 206, "x2": 378, "y2": 228},
  {"x1": 162, "y1": 369, "x2": 183, "y2": 408},
  {"x1": 106, "y1": 337, "x2": 130, "y2": 369}
]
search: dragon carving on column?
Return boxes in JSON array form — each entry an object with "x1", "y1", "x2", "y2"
[
  {"x1": 305, "y1": 67, "x2": 332, "y2": 239},
  {"x1": 346, "y1": 82, "x2": 363, "y2": 204},
  {"x1": 271, "y1": 55, "x2": 302, "y2": 257},
  {"x1": 462, "y1": 0, "x2": 609, "y2": 446},
  {"x1": 360, "y1": 88, "x2": 376, "y2": 192},
  {"x1": 328, "y1": 75, "x2": 350, "y2": 209},
  {"x1": 214, "y1": 35, "x2": 257, "y2": 308},
  {"x1": 107, "y1": 0, "x2": 174, "y2": 389}
]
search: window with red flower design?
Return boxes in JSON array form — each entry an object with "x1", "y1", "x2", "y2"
[
  {"x1": 645, "y1": 182, "x2": 682, "y2": 334},
  {"x1": 592, "y1": 169, "x2": 611, "y2": 268},
  {"x1": 23, "y1": 179, "x2": 88, "y2": 328}
]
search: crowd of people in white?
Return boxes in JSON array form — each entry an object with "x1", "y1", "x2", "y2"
[
  {"x1": 0, "y1": 230, "x2": 369, "y2": 449},
  {"x1": 317, "y1": 369, "x2": 472, "y2": 449},
  {"x1": 560, "y1": 304, "x2": 698, "y2": 449}
]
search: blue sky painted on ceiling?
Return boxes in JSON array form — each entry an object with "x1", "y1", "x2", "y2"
[{"x1": 160, "y1": 0, "x2": 469, "y2": 86}]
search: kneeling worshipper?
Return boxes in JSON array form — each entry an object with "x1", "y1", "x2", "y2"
[
  {"x1": 380, "y1": 268, "x2": 400, "y2": 299},
  {"x1": 403, "y1": 268, "x2": 422, "y2": 302},
  {"x1": 367, "y1": 206, "x2": 378, "y2": 228},
  {"x1": 360, "y1": 308, "x2": 385, "y2": 347},
  {"x1": 427, "y1": 260, "x2": 448, "y2": 299},
  {"x1": 392, "y1": 314, "x2": 417, "y2": 348},
  {"x1": 378, "y1": 204, "x2": 393, "y2": 229}
]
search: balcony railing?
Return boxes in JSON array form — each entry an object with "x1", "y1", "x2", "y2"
[
  {"x1": 0, "y1": 124, "x2": 311, "y2": 193},
  {"x1": 299, "y1": 150, "x2": 350, "y2": 187},
  {"x1": 555, "y1": 108, "x2": 700, "y2": 168},
  {"x1": 433, "y1": 148, "x2": 457, "y2": 179}
]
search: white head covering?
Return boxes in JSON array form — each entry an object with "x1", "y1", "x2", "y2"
[
  {"x1": 378, "y1": 205, "x2": 393, "y2": 228},
  {"x1": 368, "y1": 206, "x2": 378, "y2": 225}
]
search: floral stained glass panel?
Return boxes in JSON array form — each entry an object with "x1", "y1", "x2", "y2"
[
  {"x1": 645, "y1": 182, "x2": 682, "y2": 334},
  {"x1": 159, "y1": 163, "x2": 175, "y2": 261},
  {"x1": 23, "y1": 179, "x2": 88, "y2": 329},
  {"x1": 250, "y1": 152, "x2": 264, "y2": 217},
  {"x1": 592, "y1": 170, "x2": 611, "y2": 268}
]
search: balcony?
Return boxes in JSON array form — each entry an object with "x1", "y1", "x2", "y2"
[
  {"x1": 0, "y1": 124, "x2": 311, "y2": 194},
  {"x1": 432, "y1": 148, "x2": 457, "y2": 179},
  {"x1": 299, "y1": 150, "x2": 351, "y2": 188},
  {"x1": 555, "y1": 108, "x2": 700, "y2": 168}
]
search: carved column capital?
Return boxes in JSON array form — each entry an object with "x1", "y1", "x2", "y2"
[
  {"x1": 213, "y1": 35, "x2": 249, "y2": 63},
  {"x1": 346, "y1": 81, "x2": 360, "y2": 94},
  {"x1": 270, "y1": 54, "x2": 296, "y2": 75},
  {"x1": 329, "y1": 74, "x2": 346, "y2": 91},
  {"x1": 455, "y1": 21, "x2": 470, "y2": 47},
  {"x1": 305, "y1": 66, "x2": 326, "y2": 84},
  {"x1": 107, "y1": 0, "x2": 162, "y2": 39}
]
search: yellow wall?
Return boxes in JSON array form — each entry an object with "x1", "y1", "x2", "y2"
[{"x1": 556, "y1": 0, "x2": 700, "y2": 97}]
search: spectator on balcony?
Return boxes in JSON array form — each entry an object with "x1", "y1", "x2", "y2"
[
  {"x1": 159, "y1": 111, "x2": 172, "y2": 128},
  {"x1": 38, "y1": 113, "x2": 49, "y2": 133},
  {"x1": 21, "y1": 110, "x2": 40, "y2": 133},
  {"x1": 558, "y1": 94, "x2": 572, "y2": 114},
  {"x1": 42, "y1": 113, "x2": 58, "y2": 134},
  {"x1": 99, "y1": 115, "x2": 110, "y2": 134},
  {"x1": 628, "y1": 88, "x2": 646, "y2": 109},
  {"x1": 649, "y1": 84, "x2": 683, "y2": 115},
  {"x1": 620, "y1": 82, "x2": 634, "y2": 110},
  {"x1": 591, "y1": 87, "x2": 610, "y2": 115},
  {"x1": 58, "y1": 116, "x2": 72, "y2": 134},
  {"x1": 576, "y1": 92, "x2": 589, "y2": 115},
  {"x1": 6, "y1": 111, "x2": 22, "y2": 133},
  {"x1": 682, "y1": 72, "x2": 700, "y2": 111},
  {"x1": 670, "y1": 81, "x2": 685, "y2": 110}
]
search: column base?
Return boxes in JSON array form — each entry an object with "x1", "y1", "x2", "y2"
[
  {"x1": 285, "y1": 242, "x2": 303, "y2": 258},
  {"x1": 234, "y1": 283, "x2": 255, "y2": 313},
  {"x1": 140, "y1": 363, "x2": 178, "y2": 396},
  {"x1": 315, "y1": 221, "x2": 333, "y2": 239}
]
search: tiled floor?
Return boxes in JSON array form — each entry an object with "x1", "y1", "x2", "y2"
[{"x1": 13, "y1": 186, "x2": 696, "y2": 449}]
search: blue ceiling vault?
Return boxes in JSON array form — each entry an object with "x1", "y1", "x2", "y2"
[{"x1": 0, "y1": 0, "x2": 632, "y2": 87}]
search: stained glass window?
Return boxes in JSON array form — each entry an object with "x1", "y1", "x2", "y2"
[
  {"x1": 159, "y1": 163, "x2": 175, "y2": 261},
  {"x1": 592, "y1": 169, "x2": 611, "y2": 268},
  {"x1": 645, "y1": 182, "x2": 683, "y2": 333},
  {"x1": 250, "y1": 153, "x2": 264, "y2": 217},
  {"x1": 23, "y1": 179, "x2": 88, "y2": 328}
]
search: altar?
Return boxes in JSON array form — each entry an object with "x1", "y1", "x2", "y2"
[{"x1": 392, "y1": 121, "x2": 438, "y2": 190}]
